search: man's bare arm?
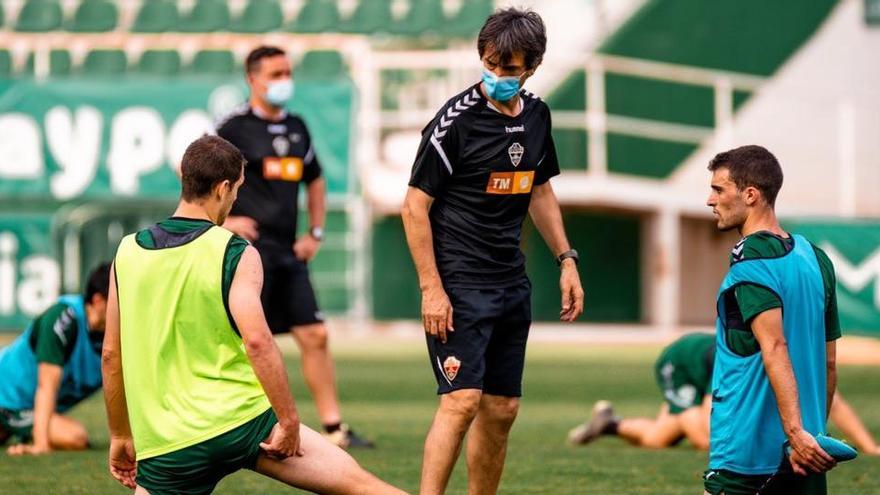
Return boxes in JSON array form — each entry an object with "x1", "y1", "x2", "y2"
[
  {"x1": 825, "y1": 341, "x2": 837, "y2": 420},
  {"x1": 30, "y1": 363, "x2": 62, "y2": 451},
  {"x1": 102, "y1": 262, "x2": 137, "y2": 489},
  {"x1": 306, "y1": 177, "x2": 326, "y2": 235},
  {"x1": 751, "y1": 309, "x2": 835, "y2": 475},
  {"x1": 102, "y1": 263, "x2": 131, "y2": 441},
  {"x1": 401, "y1": 186, "x2": 454, "y2": 342},
  {"x1": 528, "y1": 182, "x2": 584, "y2": 321},
  {"x1": 230, "y1": 246, "x2": 300, "y2": 430}
]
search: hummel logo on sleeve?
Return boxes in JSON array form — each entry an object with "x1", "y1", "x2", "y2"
[{"x1": 429, "y1": 89, "x2": 482, "y2": 173}]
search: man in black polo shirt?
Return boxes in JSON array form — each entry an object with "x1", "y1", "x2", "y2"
[
  {"x1": 402, "y1": 9, "x2": 585, "y2": 494},
  {"x1": 217, "y1": 45, "x2": 371, "y2": 448}
]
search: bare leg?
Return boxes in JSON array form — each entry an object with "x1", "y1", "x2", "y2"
[
  {"x1": 292, "y1": 323, "x2": 341, "y2": 425},
  {"x1": 420, "y1": 389, "x2": 482, "y2": 495},
  {"x1": 677, "y1": 399, "x2": 711, "y2": 451},
  {"x1": 255, "y1": 424, "x2": 404, "y2": 494},
  {"x1": 49, "y1": 414, "x2": 90, "y2": 450},
  {"x1": 135, "y1": 486, "x2": 151, "y2": 494},
  {"x1": 829, "y1": 391, "x2": 880, "y2": 455},
  {"x1": 466, "y1": 394, "x2": 519, "y2": 495},
  {"x1": 617, "y1": 403, "x2": 684, "y2": 448}
]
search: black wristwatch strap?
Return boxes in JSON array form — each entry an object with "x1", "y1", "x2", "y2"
[{"x1": 556, "y1": 249, "x2": 579, "y2": 266}]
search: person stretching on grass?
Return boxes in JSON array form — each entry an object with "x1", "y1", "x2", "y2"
[{"x1": 102, "y1": 135, "x2": 404, "y2": 494}]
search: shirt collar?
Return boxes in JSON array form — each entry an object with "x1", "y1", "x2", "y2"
[{"x1": 251, "y1": 105, "x2": 287, "y2": 122}]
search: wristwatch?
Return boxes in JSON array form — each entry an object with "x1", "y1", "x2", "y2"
[
  {"x1": 556, "y1": 249, "x2": 579, "y2": 266},
  {"x1": 309, "y1": 226, "x2": 324, "y2": 242}
]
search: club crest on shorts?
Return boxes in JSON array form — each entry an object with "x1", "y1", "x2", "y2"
[
  {"x1": 508, "y1": 142, "x2": 524, "y2": 167},
  {"x1": 443, "y1": 356, "x2": 461, "y2": 382}
]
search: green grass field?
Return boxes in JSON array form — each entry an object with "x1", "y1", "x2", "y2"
[{"x1": 0, "y1": 341, "x2": 877, "y2": 494}]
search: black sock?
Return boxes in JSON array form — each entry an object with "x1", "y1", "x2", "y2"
[
  {"x1": 602, "y1": 418, "x2": 620, "y2": 435},
  {"x1": 323, "y1": 422, "x2": 342, "y2": 434}
]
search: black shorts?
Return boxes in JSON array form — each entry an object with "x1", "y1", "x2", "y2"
[
  {"x1": 426, "y1": 281, "x2": 531, "y2": 397},
  {"x1": 257, "y1": 245, "x2": 324, "y2": 334}
]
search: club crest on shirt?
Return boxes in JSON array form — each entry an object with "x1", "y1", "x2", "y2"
[
  {"x1": 443, "y1": 356, "x2": 461, "y2": 382},
  {"x1": 272, "y1": 136, "x2": 290, "y2": 156},
  {"x1": 508, "y1": 142, "x2": 524, "y2": 167}
]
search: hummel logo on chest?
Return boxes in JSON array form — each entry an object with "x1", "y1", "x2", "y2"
[{"x1": 505, "y1": 125, "x2": 524, "y2": 133}]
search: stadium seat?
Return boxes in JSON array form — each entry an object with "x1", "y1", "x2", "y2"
[
  {"x1": 188, "y1": 50, "x2": 236, "y2": 75},
  {"x1": 15, "y1": 0, "x2": 63, "y2": 32},
  {"x1": 131, "y1": 0, "x2": 179, "y2": 33},
  {"x1": 391, "y1": 0, "x2": 446, "y2": 36},
  {"x1": 137, "y1": 50, "x2": 181, "y2": 76},
  {"x1": 81, "y1": 49, "x2": 128, "y2": 75},
  {"x1": 230, "y1": 0, "x2": 283, "y2": 33},
  {"x1": 0, "y1": 50, "x2": 11, "y2": 77},
  {"x1": 67, "y1": 0, "x2": 118, "y2": 32},
  {"x1": 444, "y1": 0, "x2": 492, "y2": 38},
  {"x1": 297, "y1": 50, "x2": 347, "y2": 79},
  {"x1": 340, "y1": 0, "x2": 392, "y2": 34},
  {"x1": 178, "y1": 0, "x2": 230, "y2": 32},
  {"x1": 24, "y1": 49, "x2": 73, "y2": 76},
  {"x1": 286, "y1": 0, "x2": 340, "y2": 33}
]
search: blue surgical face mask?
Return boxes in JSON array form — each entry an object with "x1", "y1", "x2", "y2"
[
  {"x1": 481, "y1": 69, "x2": 524, "y2": 102},
  {"x1": 265, "y1": 79, "x2": 294, "y2": 107}
]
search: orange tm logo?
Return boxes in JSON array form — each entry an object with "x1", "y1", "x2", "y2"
[
  {"x1": 263, "y1": 157, "x2": 303, "y2": 182},
  {"x1": 486, "y1": 171, "x2": 535, "y2": 194}
]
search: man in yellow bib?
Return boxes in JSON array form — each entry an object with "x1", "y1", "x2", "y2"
[{"x1": 101, "y1": 135, "x2": 403, "y2": 495}]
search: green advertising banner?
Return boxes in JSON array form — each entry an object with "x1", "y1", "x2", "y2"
[
  {"x1": 0, "y1": 213, "x2": 59, "y2": 331},
  {"x1": 0, "y1": 77, "x2": 353, "y2": 200},
  {"x1": 786, "y1": 220, "x2": 880, "y2": 337}
]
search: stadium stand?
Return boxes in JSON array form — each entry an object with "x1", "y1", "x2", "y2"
[
  {"x1": 338, "y1": 0, "x2": 389, "y2": 34},
  {"x1": 0, "y1": 49, "x2": 10, "y2": 76},
  {"x1": 2, "y1": 0, "x2": 870, "y2": 334},
  {"x1": 187, "y1": 49, "x2": 236, "y2": 75},
  {"x1": 14, "y1": 0, "x2": 64, "y2": 32},
  {"x1": 131, "y1": 0, "x2": 179, "y2": 33},
  {"x1": 229, "y1": 0, "x2": 284, "y2": 33},
  {"x1": 298, "y1": 50, "x2": 348, "y2": 79},
  {"x1": 287, "y1": 0, "x2": 340, "y2": 34},
  {"x1": 178, "y1": 0, "x2": 230, "y2": 32},
  {"x1": 544, "y1": 0, "x2": 837, "y2": 179},
  {"x1": 81, "y1": 49, "x2": 128, "y2": 75},
  {"x1": 391, "y1": 0, "x2": 445, "y2": 36},
  {"x1": 23, "y1": 49, "x2": 73, "y2": 76},
  {"x1": 67, "y1": 0, "x2": 119, "y2": 32},
  {"x1": 443, "y1": 0, "x2": 493, "y2": 38},
  {"x1": 137, "y1": 50, "x2": 182, "y2": 76}
]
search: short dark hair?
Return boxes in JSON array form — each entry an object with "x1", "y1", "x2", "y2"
[
  {"x1": 478, "y1": 8, "x2": 547, "y2": 70},
  {"x1": 246, "y1": 45, "x2": 286, "y2": 74},
  {"x1": 708, "y1": 145, "x2": 784, "y2": 207},
  {"x1": 84, "y1": 262, "x2": 111, "y2": 303},
  {"x1": 180, "y1": 135, "x2": 244, "y2": 201}
]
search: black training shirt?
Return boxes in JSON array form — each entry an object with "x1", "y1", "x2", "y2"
[
  {"x1": 216, "y1": 106, "x2": 322, "y2": 248},
  {"x1": 409, "y1": 83, "x2": 561, "y2": 288}
]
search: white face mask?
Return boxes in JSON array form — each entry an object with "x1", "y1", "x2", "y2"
[{"x1": 265, "y1": 79, "x2": 294, "y2": 107}]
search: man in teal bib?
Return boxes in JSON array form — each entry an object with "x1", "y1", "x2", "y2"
[
  {"x1": 0, "y1": 264, "x2": 110, "y2": 455},
  {"x1": 703, "y1": 145, "x2": 839, "y2": 495}
]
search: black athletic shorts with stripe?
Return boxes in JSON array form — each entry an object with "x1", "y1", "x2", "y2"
[{"x1": 426, "y1": 281, "x2": 531, "y2": 397}]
